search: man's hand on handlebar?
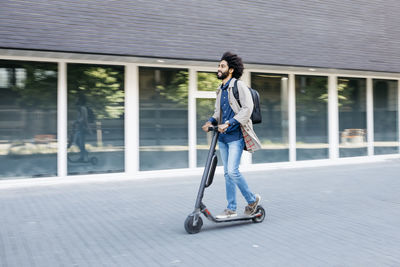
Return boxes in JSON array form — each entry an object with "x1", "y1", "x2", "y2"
[
  {"x1": 202, "y1": 121, "x2": 229, "y2": 133},
  {"x1": 202, "y1": 121, "x2": 212, "y2": 132},
  {"x1": 218, "y1": 123, "x2": 229, "y2": 133}
]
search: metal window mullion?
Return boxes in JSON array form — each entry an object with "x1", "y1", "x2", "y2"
[
  {"x1": 188, "y1": 68, "x2": 197, "y2": 168},
  {"x1": 328, "y1": 75, "x2": 339, "y2": 159},
  {"x1": 367, "y1": 78, "x2": 374, "y2": 155},
  {"x1": 57, "y1": 61, "x2": 67, "y2": 177},
  {"x1": 398, "y1": 79, "x2": 400, "y2": 153},
  {"x1": 288, "y1": 74, "x2": 296, "y2": 162},
  {"x1": 125, "y1": 64, "x2": 139, "y2": 175}
]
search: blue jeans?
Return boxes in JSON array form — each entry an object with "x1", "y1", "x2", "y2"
[{"x1": 219, "y1": 138, "x2": 256, "y2": 211}]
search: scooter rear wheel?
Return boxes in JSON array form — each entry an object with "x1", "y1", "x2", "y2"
[
  {"x1": 252, "y1": 206, "x2": 266, "y2": 223},
  {"x1": 184, "y1": 215, "x2": 203, "y2": 234}
]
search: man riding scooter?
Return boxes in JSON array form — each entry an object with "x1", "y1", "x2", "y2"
[{"x1": 201, "y1": 52, "x2": 262, "y2": 219}]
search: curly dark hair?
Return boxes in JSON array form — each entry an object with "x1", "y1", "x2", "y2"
[{"x1": 220, "y1": 52, "x2": 244, "y2": 79}]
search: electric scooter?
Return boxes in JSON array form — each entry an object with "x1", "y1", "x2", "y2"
[{"x1": 184, "y1": 126, "x2": 266, "y2": 234}]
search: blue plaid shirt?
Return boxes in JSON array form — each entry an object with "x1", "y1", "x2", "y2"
[{"x1": 209, "y1": 79, "x2": 242, "y2": 143}]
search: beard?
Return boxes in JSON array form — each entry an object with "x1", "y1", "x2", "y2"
[{"x1": 217, "y1": 70, "x2": 229, "y2": 80}]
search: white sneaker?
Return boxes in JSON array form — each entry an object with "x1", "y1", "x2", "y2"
[{"x1": 216, "y1": 209, "x2": 237, "y2": 219}]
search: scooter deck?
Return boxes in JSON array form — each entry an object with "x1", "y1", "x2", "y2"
[
  {"x1": 214, "y1": 215, "x2": 253, "y2": 222},
  {"x1": 204, "y1": 208, "x2": 263, "y2": 223}
]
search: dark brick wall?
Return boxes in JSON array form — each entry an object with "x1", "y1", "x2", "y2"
[{"x1": 1, "y1": 0, "x2": 400, "y2": 72}]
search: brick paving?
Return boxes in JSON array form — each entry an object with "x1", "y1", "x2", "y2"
[{"x1": 1, "y1": 159, "x2": 400, "y2": 266}]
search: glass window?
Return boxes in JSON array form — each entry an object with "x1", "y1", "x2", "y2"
[
  {"x1": 373, "y1": 79, "x2": 399, "y2": 155},
  {"x1": 338, "y1": 78, "x2": 367, "y2": 157},
  {"x1": 197, "y1": 72, "x2": 220, "y2": 91},
  {"x1": 0, "y1": 60, "x2": 57, "y2": 178},
  {"x1": 139, "y1": 67, "x2": 188, "y2": 171},
  {"x1": 296, "y1": 75, "x2": 328, "y2": 160},
  {"x1": 0, "y1": 68, "x2": 11, "y2": 88},
  {"x1": 251, "y1": 73, "x2": 289, "y2": 163},
  {"x1": 67, "y1": 64, "x2": 125, "y2": 175}
]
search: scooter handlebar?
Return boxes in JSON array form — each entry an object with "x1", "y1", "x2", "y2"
[{"x1": 208, "y1": 126, "x2": 219, "y2": 132}]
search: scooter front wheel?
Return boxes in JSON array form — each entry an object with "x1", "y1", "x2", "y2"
[
  {"x1": 90, "y1": 157, "x2": 98, "y2": 165},
  {"x1": 184, "y1": 215, "x2": 203, "y2": 234},
  {"x1": 252, "y1": 206, "x2": 266, "y2": 223}
]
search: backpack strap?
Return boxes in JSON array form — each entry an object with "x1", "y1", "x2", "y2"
[{"x1": 233, "y1": 79, "x2": 242, "y2": 107}]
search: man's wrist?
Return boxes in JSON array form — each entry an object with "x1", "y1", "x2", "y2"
[
  {"x1": 224, "y1": 120, "x2": 230, "y2": 126},
  {"x1": 208, "y1": 117, "x2": 217, "y2": 125}
]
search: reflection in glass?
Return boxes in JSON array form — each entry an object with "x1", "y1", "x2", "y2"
[
  {"x1": 251, "y1": 73, "x2": 289, "y2": 163},
  {"x1": 338, "y1": 78, "x2": 367, "y2": 157},
  {"x1": 67, "y1": 64, "x2": 125, "y2": 175},
  {"x1": 0, "y1": 60, "x2": 57, "y2": 178},
  {"x1": 373, "y1": 79, "x2": 399, "y2": 155},
  {"x1": 197, "y1": 72, "x2": 220, "y2": 91},
  {"x1": 139, "y1": 67, "x2": 188, "y2": 171},
  {"x1": 296, "y1": 75, "x2": 328, "y2": 160}
]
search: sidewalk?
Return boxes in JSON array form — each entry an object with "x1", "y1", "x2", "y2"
[{"x1": 1, "y1": 159, "x2": 400, "y2": 266}]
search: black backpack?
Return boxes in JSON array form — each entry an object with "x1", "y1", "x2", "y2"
[{"x1": 233, "y1": 80, "x2": 262, "y2": 124}]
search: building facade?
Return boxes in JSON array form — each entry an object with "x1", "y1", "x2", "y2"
[{"x1": 1, "y1": 1, "x2": 400, "y2": 179}]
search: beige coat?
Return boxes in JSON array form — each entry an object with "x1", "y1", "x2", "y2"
[{"x1": 211, "y1": 78, "x2": 262, "y2": 153}]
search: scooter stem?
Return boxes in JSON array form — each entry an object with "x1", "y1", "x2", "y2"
[{"x1": 194, "y1": 127, "x2": 219, "y2": 209}]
